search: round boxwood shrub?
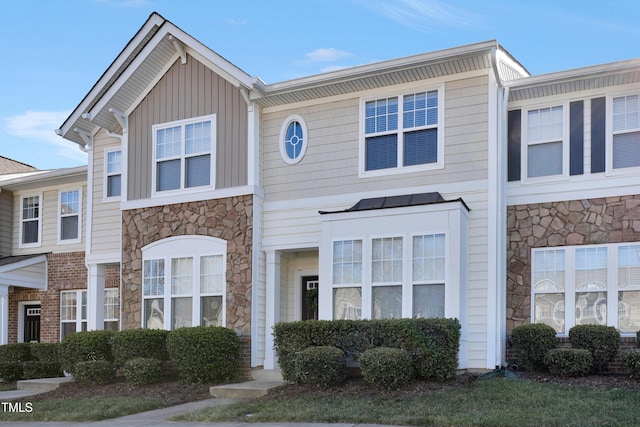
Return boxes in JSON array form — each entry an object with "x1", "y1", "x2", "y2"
[
  {"x1": 72, "y1": 360, "x2": 115, "y2": 385},
  {"x1": 22, "y1": 361, "x2": 63, "y2": 379},
  {"x1": 511, "y1": 323, "x2": 557, "y2": 371},
  {"x1": 359, "y1": 347, "x2": 412, "y2": 390},
  {"x1": 111, "y1": 329, "x2": 170, "y2": 367},
  {"x1": 59, "y1": 330, "x2": 115, "y2": 375},
  {"x1": 544, "y1": 348, "x2": 592, "y2": 377},
  {"x1": 167, "y1": 326, "x2": 240, "y2": 384},
  {"x1": 0, "y1": 362, "x2": 23, "y2": 382},
  {"x1": 569, "y1": 324, "x2": 620, "y2": 373},
  {"x1": 123, "y1": 357, "x2": 165, "y2": 386},
  {"x1": 621, "y1": 349, "x2": 640, "y2": 378},
  {"x1": 293, "y1": 346, "x2": 346, "y2": 388}
]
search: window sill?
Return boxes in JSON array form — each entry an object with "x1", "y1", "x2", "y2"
[{"x1": 359, "y1": 162, "x2": 444, "y2": 179}]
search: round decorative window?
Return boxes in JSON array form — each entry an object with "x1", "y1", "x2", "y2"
[{"x1": 279, "y1": 115, "x2": 308, "y2": 164}]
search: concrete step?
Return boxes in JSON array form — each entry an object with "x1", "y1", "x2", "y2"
[
  {"x1": 17, "y1": 376, "x2": 73, "y2": 392},
  {"x1": 210, "y1": 379, "x2": 285, "y2": 399},
  {"x1": 250, "y1": 368, "x2": 283, "y2": 382}
]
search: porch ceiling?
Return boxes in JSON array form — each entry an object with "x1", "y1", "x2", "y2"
[{"x1": 0, "y1": 254, "x2": 47, "y2": 290}]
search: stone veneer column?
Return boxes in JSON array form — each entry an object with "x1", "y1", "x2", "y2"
[
  {"x1": 507, "y1": 195, "x2": 640, "y2": 332},
  {"x1": 120, "y1": 195, "x2": 253, "y2": 336}
]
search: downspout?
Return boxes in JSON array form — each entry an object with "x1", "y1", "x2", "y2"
[{"x1": 489, "y1": 46, "x2": 510, "y2": 368}]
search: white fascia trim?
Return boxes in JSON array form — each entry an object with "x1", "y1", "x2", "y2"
[
  {"x1": 262, "y1": 236, "x2": 321, "y2": 252},
  {"x1": 59, "y1": 13, "x2": 165, "y2": 138},
  {"x1": 120, "y1": 185, "x2": 261, "y2": 211},
  {"x1": 0, "y1": 254, "x2": 47, "y2": 274},
  {"x1": 0, "y1": 272, "x2": 47, "y2": 289},
  {"x1": 85, "y1": 252, "x2": 121, "y2": 266}
]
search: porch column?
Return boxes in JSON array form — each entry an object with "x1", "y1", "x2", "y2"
[
  {"x1": 0, "y1": 287, "x2": 8, "y2": 345},
  {"x1": 264, "y1": 250, "x2": 281, "y2": 369},
  {"x1": 87, "y1": 264, "x2": 105, "y2": 330}
]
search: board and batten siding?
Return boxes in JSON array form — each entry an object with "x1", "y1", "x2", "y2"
[
  {"x1": 12, "y1": 184, "x2": 87, "y2": 255},
  {"x1": 0, "y1": 190, "x2": 12, "y2": 256},
  {"x1": 261, "y1": 74, "x2": 489, "y2": 202},
  {"x1": 127, "y1": 55, "x2": 248, "y2": 201},
  {"x1": 90, "y1": 131, "x2": 123, "y2": 256}
]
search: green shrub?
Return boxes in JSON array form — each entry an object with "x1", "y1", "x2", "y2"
[
  {"x1": 123, "y1": 357, "x2": 165, "y2": 386},
  {"x1": 621, "y1": 349, "x2": 640, "y2": 378},
  {"x1": 511, "y1": 323, "x2": 557, "y2": 371},
  {"x1": 0, "y1": 343, "x2": 32, "y2": 362},
  {"x1": 167, "y1": 326, "x2": 239, "y2": 384},
  {"x1": 0, "y1": 362, "x2": 23, "y2": 382},
  {"x1": 544, "y1": 348, "x2": 592, "y2": 377},
  {"x1": 111, "y1": 329, "x2": 170, "y2": 367},
  {"x1": 293, "y1": 346, "x2": 346, "y2": 388},
  {"x1": 59, "y1": 330, "x2": 115, "y2": 374},
  {"x1": 359, "y1": 347, "x2": 412, "y2": 390},
  {"x1": 29, "y1": 343, "x2": 60, "y2": 364},
  {"x1": 73, "y1": 360, "x2": 115, "y2": 385},
  {"x1": 273, "y1": 318, "x2": 460, "y2": 383},
  {"x1": 569, "y1": 325, "x2": 620, "y2": 373},
  {"x1": 22, "y1": 361, "x2": 63, "y2": 379}
]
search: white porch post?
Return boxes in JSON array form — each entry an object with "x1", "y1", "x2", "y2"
[
  {"x1": 87, "y1": 264, "x2": 105, "y2": 330},
  {"x1": 264, "y1": 250, "x2": 281, "y2": 369},
  {"x1": 0, "y1": 287, "x2": 8, "y2": 345}
]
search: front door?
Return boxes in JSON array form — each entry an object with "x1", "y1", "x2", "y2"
[
  {"x1": 301, "y1": 276, "x2": 319, "y2": 321},
  {"x1": 24, "y1": 305, "x2": 41, "y2": 342}
]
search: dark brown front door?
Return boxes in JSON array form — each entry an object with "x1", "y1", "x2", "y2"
[
  {"x1": 301, "y1": 276, "x2": 319, "y2": 321},
  {"x1": 24, "y1": 305, "x2": 41, "y2": 342}
]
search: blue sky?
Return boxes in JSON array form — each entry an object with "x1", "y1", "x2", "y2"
[{"x1": 1, "y1": 0, "x2": 639, "y2": 170}]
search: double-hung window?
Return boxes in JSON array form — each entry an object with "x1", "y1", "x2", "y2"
[
  {"x1": 142, "y1": 236, "x2": 226, "y2": 330},
  {"x1": 20, "y1": 194, "x2": 41, "y2": 247},
  {"x1": 361, "y1": 88, "x2": 442, "y2": 175},
  {"x1": 525, "y1": 105, "x2": 566, "y2": 178},
  {"x1": 611, "y1": 94, "x2": 640, "y2": 169},
  {"x1": 105, "y1": 149, "x2": 121, "y2": 199},
  {"x1": 332, "y1": 240, "x2": 363, "y2": 320},
  {"x1": 153, "y1": 115, "x2": 215, "y2": 194},
  {"x1": 60, "y1": 290, "x2": 87, "y2": 339},
  {"x1": 59, "y1": 189, "x2": 81, "y2": 243},
  {"x1": 532, "y1": 243, "x2": 640, "y2": 334},
  {"x1": 104, "y1": 288, "x2": 119, "y2": 331}
]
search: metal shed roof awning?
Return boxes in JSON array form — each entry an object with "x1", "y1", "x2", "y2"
[{"x1": 319, "y1": 192, "x2": 470, "y2": 215}]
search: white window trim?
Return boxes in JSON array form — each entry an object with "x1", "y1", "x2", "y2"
[
  {"x1": 57, "y1": 188, "x2": 82, "y2": 245},
  {"x1": 279, "y1": 114, "x2": 308, "y2": 165},
  {"x1": 103, "y1": 147, "x2": 122, "y2": 202},
  {"x1": 358, "y1": 85, "x2": 445, "y2": 178},
  {"x1": 104, "y1": 288, "x2": 119, "y2": 329},
  {"x1": 520, "y1": 102, "x2": 570, "y2": 184},
  {"x1": 151, "y1": 114, "x2": 217, "y2": 198},
  {"x1": 18, "y1": 193, "x2": 43, "y2": 249},
  {"x1": 606, "y1": 92, "x2": 640, "y2": 176},
  {"x1": 531, "y1": 242, "x2": 640, "y2": 336},
  {"x1": 60, "y1": 290, "x2": 87, "y2": 340},
  {"x1": 141, "y1": 235, "x2": 227, "y2": 330}
]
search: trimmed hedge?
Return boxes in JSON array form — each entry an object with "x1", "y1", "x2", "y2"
[
  {"x1": 73, "y1": 360, "x2": 116, "y2": 385},
  {"x1": 293, "y1": 346, "x2": 346, "y2": 388},
  {"x1": 360, "y1": 347, "x2": 413, "y2": 390},
  {"x1": 0, "y1": 343, "x2": 32, "y2": 362},
  {"x1": 167, "y1": 326, "x2": 239, "y2": 384},
  {"x1": 59, "y1": 330, "x2": 115, "y2": 374},
  {"x1": 29, "y1": 343, "x2": 60, "y2": 364},
  {"x1": 621, "y1": 349, "x2": 640, "y2": 378},
  {"x1": 0, "y1": 362, "x2": 23, "y2": 382},
  {"x1": 544, "y1": 348, "x2": 592, "y2": 377},
  {"x1": 22, "y1": 362, "x2": 63, "y2": 379},
  {"x1": 569, "y1": 325, "x2": 620, "y2": 373},
  {"x1": 111, "y1": 329, "x2": 170, "y2": 367},
  {"x1": 273, "y1": 318, "x2": 460, "y2": 382},
  {"x1": 511, "y1": 323, "x2": 557, "y2": 371},
  {"x1": 123, "y1": 357, "x2": 165, "y2": 386}
]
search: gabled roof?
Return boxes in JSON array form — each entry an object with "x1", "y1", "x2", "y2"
[
  {"x1": 0, "y1": 156, "x2": 37, "y2": 175},
  {"x1": 507, "y1": 58, "x2": 640, "y2": 101},
  {"x1": 57, "y1": 12, "x2": 254, "y2": 147}
]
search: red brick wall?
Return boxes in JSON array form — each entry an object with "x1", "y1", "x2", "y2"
[{"x1": 8, "y1": 252, "x2": 87, "y2": 343}]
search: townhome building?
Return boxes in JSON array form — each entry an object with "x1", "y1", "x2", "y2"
[{"x1": 1, "y1": 11, "x2": 631, "y2": 374}]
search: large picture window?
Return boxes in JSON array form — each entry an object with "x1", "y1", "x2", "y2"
[
  {"x1": 361, "y1": 88, "x2": 442, "y2": 176},
  {"x1": 532, "y1": 243, "x2": 640, "y2": 334},
  {"x1": 152, "y1": 115, "x2": 216, "y2": 194},
  {"x1": 142, "y1": 236, "x2": 226, "y2": 330}
]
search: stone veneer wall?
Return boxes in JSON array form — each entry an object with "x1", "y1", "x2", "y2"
[
  {"x1": 8, "y1": 252, "x2": 87, "y2": 343},
  {"x1": 121, "y1": 195, "x2": 253, "y2": 336},
  {"x1": 507, "y1": 194, "x2": 640, "y2": 333}
]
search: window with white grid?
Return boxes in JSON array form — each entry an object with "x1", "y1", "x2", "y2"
[{"x1": 612, "y1": 94, "x2": 640, "y2": 169}]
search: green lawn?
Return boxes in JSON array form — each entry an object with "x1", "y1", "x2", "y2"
[{"x1": 174, "y1": 378, "x2": 640, "y2": 427}]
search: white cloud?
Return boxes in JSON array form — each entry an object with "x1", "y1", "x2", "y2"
[
  {"x1": 227, "y1": 18, "x2": 247, "y2": 26},
  {"x1": 2, "y1": 110, "x2": 87, "y2": 167},
  {"x1": 370, "y1": 0, "x2": 481, "y2": 32},
  {"x1": 305, "y1": 48, "x2": 353, "y2": 63}
]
